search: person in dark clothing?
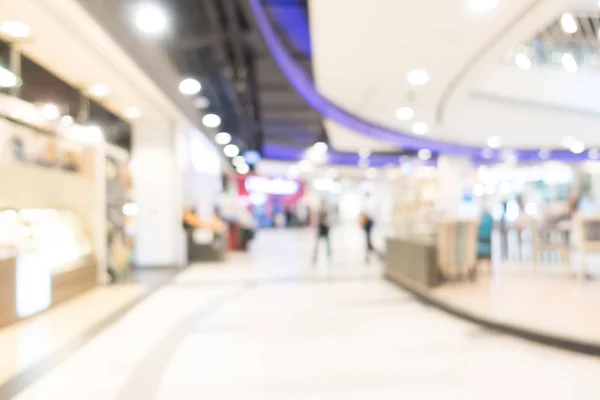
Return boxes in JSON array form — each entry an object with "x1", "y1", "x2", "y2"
[
  {"x1": 360, "y1": 212, "x2": 375, "y2": 262},
  {"x1": 313, "y1": 203, "x2": 331, "y2": 262}
]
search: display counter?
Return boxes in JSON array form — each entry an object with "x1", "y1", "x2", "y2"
[
  {"x1": 385, "y1": 236, "x2": 442, "y2": 289},
  {"x1": 0, "y1": 209, "x2": 96, "y2": 329},
  {"x1": 186, "y1": 229, "x2": 227, "y2": 262}
]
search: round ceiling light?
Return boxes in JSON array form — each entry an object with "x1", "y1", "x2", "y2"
[
  {"x1": 0, "y1": 20, "x2": 31, "y2": 38},
  {"x1": 60, "y1": 115, "x2": 74, "y2": 127},
  {"x1": 569, "y1": 141, "x2": 585, "y2": 154},
  {"x1": 395, "y1": 106, "x2": 415, "y2": 121},
  {"x1": 588, "y1": 148, "x2": 599, "y2": 160},
  {"x1": 412, "y1": 122, "x2": 428, "y2": 135},
  {"x1": 538, "y1": 149, "x2": 550, "y2": 160},
  {"x1": 215, "y1": 131, "x2": 231, "y2": 145},
  {"x1": 179, "y1": 78, "x2": 201, "y2": 95},
  {"x1": 41, "y1": 103, "x2": 60, "y2": 120},
  {"x1": 232, "y1": 155, "x2": 246, "y2": 167},
  {"x1": 202, "y1": 113, "x2": 221, "y2": 128},
  {"x1": 224, "y1": 144, "x2": 239, "y2": 157},
  {"x1": 359, "y1": 148, "x2": 371, "y2": 159},
  {"x1": 418, "y1": 149, "x2": 432, "y2": 161},
  {"x1": 407, "y1": 69, "x2": 430, "y2": 86},
  {"x1": 134, "y1": 3, "x2": 169, "y2": 35},
  {"x1": 0, "y1": 66, "x2": 19, "y2": 88},
  {"x1": 236, "y1": 163, "x2": 250, "y2": 175},
  {"x1": 560, "y1": 13, "x2": 578, "y2": 34},
  {"x1": 468, "y1": 0, "x2": 500, "y2": 13}
]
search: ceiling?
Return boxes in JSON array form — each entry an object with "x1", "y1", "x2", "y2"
[{"x1": 309, "y1": 0, "x2": 600, "y2": 152}]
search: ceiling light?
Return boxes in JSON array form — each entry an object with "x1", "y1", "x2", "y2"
[
  {"x1": 562, "y1": 53, "x2": 578, "y2": 72},
  {"x1": 232, "y1": 155, "x2": 246, "y2": 167},
  {"x1": 193, "y1": 96, "x2": 210, "y2": 109},
  {"x1": 223, "y1": 144, "x2": 239, "y2": 157},
  {"x1": 133, "y1": 3, "x2": 169, "y2": 35},
  {"x1": 124, "y1": 106, "x2": 142, "y2": 119},
  {"x1": 468, "y1": 0, "x2": 500, "y2": 13},
  {"x1": 202, "y1": 113, "x2": 221, "y2": 128},
  {"x1": 560, "y1": 13, "x2": 578, "y2": 34},
  {"x1": 487, "y1": 136, "x2": 501, "y2": 148},
  {"x1": 87, "y1": 83, "x2": 110, "y2": 97},
  {"x1": 358, "y1": 158, "x2": 369, "y2": 168},
  {"x1": 538, "y1": 149, "x2": 550, "y2": 160},
  {"x1": 41, "y1": 103, "x2": 60, "y2": 120},
  {"x1": 569, "y1": 140, "x2": 585, "y2": 154},
  {"x1": 313, "y1": 141, "x2": 328, "y2": 153},
  {"x1": 395, "y1": 106, "x2": 415, "y2": 121},
  {"x1": 215, "y1": 131, "x2": 231, "y2": 145},
  {"x1": 0, "y1": 20, "x2": 31, "y2": 38},
  {"x1": 236, "y1": 163, "x2": 250, "y2": 175},
  {"x1": 179, "y1": 78, "x2": 201, "y2": 95},
  {"x1": 515, "y1": 53, "x2": 532, "y2": 70},
  {"x1": 412, "y1": 122, "x2": 428, "y2": 135},
  {"x1": 418, "y1": 149, "x2": 432, "y2": 161},
  {"x1": 407, "y1": 69, "x2": 430, "y2": 86},
  {"x1": 588, "y1": 148, "x2": 599, "y2": 160},
  {"x1": 60, "y1": 115, "x2": 74, "y2": 127},
  {"x1": 243, "y1": 150, "x2": 261, "y2": 165},
  {"x1": 0, "y1": 66, "x2": 19, "y2": 88}
]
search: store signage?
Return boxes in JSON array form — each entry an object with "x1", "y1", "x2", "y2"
[{"x1": 244, "y1": 176, "x2": 300, "y2": 195}]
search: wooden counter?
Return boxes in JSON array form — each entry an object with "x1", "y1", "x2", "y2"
[{"x1": 385, "y1": 237, "x2": 442, "y2": 288}]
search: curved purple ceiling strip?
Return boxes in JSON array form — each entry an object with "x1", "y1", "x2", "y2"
[
  {"x1": 250, "y1": 0, "x2": 599, "y2": 164},
  {"x1": 249, "y1": 0, "x2": 483, "y2": 158}
]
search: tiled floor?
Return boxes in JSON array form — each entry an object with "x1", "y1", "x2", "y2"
[{"x1": 5, "y1": 227, "x2": 600, "y2": 399}]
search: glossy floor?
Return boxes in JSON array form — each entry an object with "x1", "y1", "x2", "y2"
[{"x1": 6, "y1": 227, "x2": 600, "y2": 399}]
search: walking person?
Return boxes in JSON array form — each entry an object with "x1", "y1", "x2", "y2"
[
  {"x1": 313, "y1": 202, "x2": 331, "y2": 262},
  {"x1": 360, "y1": 211, "x2": 375, "y2": 263}
]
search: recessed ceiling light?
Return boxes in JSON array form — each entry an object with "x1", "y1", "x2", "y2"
[
  {"x1": 87, "y1": 83, "x2": 110, "y2": 97},
  {"x1": 215, "y1": 131, "x2": 231, "y2": 145},
  {"x1": 407, "y1": 69, "x2": 430, "y2": 86},
  {"x1": 358, "y1": 158, "x2": 369, "y2": 168},
  {"x1": 0, "y1": 20, "x2": 31, "y2": 38},
  {"x1": 487, "y1": 136, "x2": 502, "y2": 148},
  {"x1": 179, "y1": 78, "x2": 201, "y2": 95},
  {"x1": 193, "y1": 96, "x2": 210, "y2": 109},
  {"x1": 468, "y1": 0, "x2": 500, "y2": 13},
  {"x1": 515, "y1": 53, "x2": 532, "y2": 70},
  {"x1": 395, "y1": 106, "x2": 415, "y2": 121},
  {"x1": 41, "y1": 103, "x2": 60, "y2": 120},
  {"x1": 232, "y1": 155, "x2": 246, "y2": 167},
  {"x1": 562, "y1": 53, "x2": 578, "y2": 72},
  {"x1": 412, "y1": 122, "x2": 428, "y2": 135},
  {"x1": 560, "y1": 13, "x2": 578, "y2": 34},
  {"x1": 224, "y1": 144, "x2": 239, "y2": 157},
  {"x1": 134, "y1": 3, "x2": 169, "y2": 35},
  {"x1": 418, "y1": 149, "x2": 432, "y2": 161},
  {"x1": 313, "y1": 141, "x2": 328, "y2": 153},
  {"x1": 124, "y1": 106, "x2": 142, "y2": 119},
  {"x1": 538, "y1": 149, "x2": 550, "y2": 160},
  {"x1": 236, "y1": 163, "x2": 250, "y2": 175},
  {"x1": 570, "y1": 140, "x2": 585, "y2": 154},
  {"x1": 202, "y1": 113, "x2": 221, "y2": 128},
  {"x1": 588, "y1": 148, "x2": 599, "y2": 159},
  {"x1": 60, "y1": 115, "x2": 74, "y2": 127}
]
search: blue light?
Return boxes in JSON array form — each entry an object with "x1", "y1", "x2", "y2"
[{"x1": 244, "y1": 150, "x2": 261, "y2": 165}]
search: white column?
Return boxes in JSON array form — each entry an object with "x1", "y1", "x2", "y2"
[
  {"x1": 131, "y1": 116, "x2": 183, "y2": 268},
  {"x1": 436, "y1": 156, "x2": 473, "y2": 218}
]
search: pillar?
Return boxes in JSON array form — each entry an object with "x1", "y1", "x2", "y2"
[
  {"x1": 131, "y1": 116, "x2": 183, "y2": 268},
  {"x1": 436, "y1": 156, "x2": 473, "y2": 218}
]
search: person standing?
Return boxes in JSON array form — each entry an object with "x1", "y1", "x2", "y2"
[
  {"x1": 313, "y1": 202, "x2": 331, "y2": 262},
  {"x1": 360, "y1": 212, "x2": 375, "y2": 262}
]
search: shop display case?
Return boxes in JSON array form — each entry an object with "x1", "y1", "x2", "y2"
[{"x1": 0, "y1": 209, "x2": 96, "y2": 328}]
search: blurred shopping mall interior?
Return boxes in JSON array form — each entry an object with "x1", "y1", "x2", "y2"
[{"x1": 2, "y1": 0, "x2": 600, "y2": 398}]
